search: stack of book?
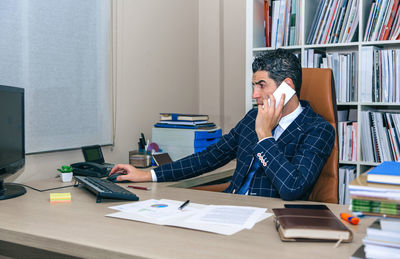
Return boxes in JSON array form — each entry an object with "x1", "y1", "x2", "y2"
[
  {"x1": 352, "y1": 218, "x2": 400, "y2": 259},
  {"x1": 349, "y1": 162, "x2": 400, "y2": 218},
  {"x1": 154, "y1": 113, "x2": 216, "y2": 130}
]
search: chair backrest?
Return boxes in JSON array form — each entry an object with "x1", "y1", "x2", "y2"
[{"x1": 300, "y1": 68, "x2": 339, "y2": 204}]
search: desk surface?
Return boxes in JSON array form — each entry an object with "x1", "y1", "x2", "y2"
[{"x1": 0, "y1": 169, "x2": 372, "y2": 259}]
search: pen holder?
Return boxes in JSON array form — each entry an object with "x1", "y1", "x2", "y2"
[{"x1": 129, "y1": 150, "x2": 152, "y2": 168}]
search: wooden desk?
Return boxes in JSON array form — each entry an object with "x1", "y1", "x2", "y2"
[{"x1": 0, "y1": 172, "x2": 373, "y2": 259}]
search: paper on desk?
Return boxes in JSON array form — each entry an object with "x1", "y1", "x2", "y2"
[
  {"x1": 106, "y1": 199, "x2": 272, "y2": 235},
  {"x1": 185, "y1": 205, "x2": 267, "y2": 229},
  {"x1": 109, "y1": 199, "x2": 202, "y2": 222}
]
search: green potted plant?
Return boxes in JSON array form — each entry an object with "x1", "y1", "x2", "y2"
[{"x1": 57, "y1": 165, "x2": 73, "y2": 182}]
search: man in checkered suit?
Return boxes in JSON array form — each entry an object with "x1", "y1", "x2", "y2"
[{"x1": 111, "y1": 49, "x2": 335, "y2": 201}]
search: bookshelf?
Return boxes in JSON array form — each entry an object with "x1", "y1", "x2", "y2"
[{"x1": 245, "y1": 0, "x2": 400, "y2": 179}]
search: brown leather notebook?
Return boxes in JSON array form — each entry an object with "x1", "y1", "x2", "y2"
[{"x1": 272, "y1": 208, "x2": 353, "y2": 242}]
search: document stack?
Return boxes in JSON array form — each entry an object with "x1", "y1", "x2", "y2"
[
  {"x1": 352, "y1": 219, "x2": 400, "y2": 259},
  {"x1": 349, "y1": 162, "x2": 400, "y2": 218},
  {"x1": 107, "y1": 199, "x2": 270, "y2": 236},
  {"x1": 152, "y1": 113, "x2": 222, "y2": 161}
]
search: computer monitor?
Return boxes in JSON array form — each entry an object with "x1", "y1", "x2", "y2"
[{"x1": 0, "y1": 85, "x2": 26, "y2": 200}]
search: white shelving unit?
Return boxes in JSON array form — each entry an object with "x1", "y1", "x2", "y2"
[{"x1": 245, "y1": 0, "x2": 400, "y2": 175}]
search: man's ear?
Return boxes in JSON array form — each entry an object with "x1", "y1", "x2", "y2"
[{"x1": 284, "y1": 78, "x2": 295, "y2": 90}]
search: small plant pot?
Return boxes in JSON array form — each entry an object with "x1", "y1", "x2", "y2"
[{"x1": 60, "y1": 172, "x2": 73, "y2": 182}]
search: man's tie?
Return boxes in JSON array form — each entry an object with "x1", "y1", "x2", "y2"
[
  {"x1": 237, "y1": 159, "x2": 260, "y2": 195},
  {"x1": 237, "y1": 125, "x2": 280, "y2": 195}
]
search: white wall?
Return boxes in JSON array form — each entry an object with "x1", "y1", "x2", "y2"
[
  {"x1": 13, "y1": 0, "x2": 199, "y2": 182},
  {"x1": 12, "y1": 0, "x2": 247, "y2": 182}
]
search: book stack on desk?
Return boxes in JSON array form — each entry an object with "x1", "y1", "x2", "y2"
[
  {"x1": 152, "y1": 113, "x2": 221, "y2": 160},
  {"x1": 352, "y1": 219, "x2": 400, "y2": 259},
  {"x1": 154, "y1": 113, "x2": 216, "y2": 129},
  {"x1": 349, "y1": 163, "x2": 400, "y2": 218}
]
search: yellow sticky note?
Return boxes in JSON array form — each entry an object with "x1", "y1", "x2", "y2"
[{"x1": 50, "y1": 192, "x2": 71, "y2": 203}]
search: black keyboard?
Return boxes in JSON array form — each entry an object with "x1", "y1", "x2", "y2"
[{"x1": 74, "y1": 176, "x2": 139, "y2": 203}]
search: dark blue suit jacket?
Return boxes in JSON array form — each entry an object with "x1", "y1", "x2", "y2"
[{"x1": 154, "y1": 100, "x2": 335, "y2": 200}]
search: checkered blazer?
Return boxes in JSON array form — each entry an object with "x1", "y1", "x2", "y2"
[{"x1": 154, "y1": 100, "x2": 335, "y2": 200}]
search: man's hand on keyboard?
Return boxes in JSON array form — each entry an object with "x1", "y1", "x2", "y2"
[{"x1": 109, "y1": 164, "x2": 152, "y2": 182}]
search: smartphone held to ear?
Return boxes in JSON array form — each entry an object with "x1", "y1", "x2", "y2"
[{"x1": 267, "y1": 81, "x2": 296, "y2": 108}]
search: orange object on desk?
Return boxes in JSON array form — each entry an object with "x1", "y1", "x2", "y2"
[{"x1": 340, "y1": 213, "x2": 359, "y2": 225}]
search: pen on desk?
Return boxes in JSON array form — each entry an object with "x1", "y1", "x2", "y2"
[
  {"x1": 178, "y1": 200, "x2": 190, "y2": 210},
  {"x1": 127, "y1": 185, "x2": 151, "y2": 191}
]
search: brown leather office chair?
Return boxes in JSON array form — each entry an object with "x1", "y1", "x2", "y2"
[
  {"x1": 301, "y1": 68, "x2": 338, "y2": 204},
  {"x1": 192, "y1": 68, "x2": 339, "y2": 203}
]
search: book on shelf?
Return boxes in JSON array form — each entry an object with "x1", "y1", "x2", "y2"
[
  {"x1": 380, "y1": 0, "x2": 399, "y2": 41},
  {"x1": 370, "y1": 0, "x2": 389, "y2": 41},
  {"x1": 306, "y1": 0, "x2": 358, "y2": 44},
  {"x1": 264, "y1": 0, "x2": 271, "y2": 47},
  {"x1": 389, "y1": 2, "x2": 400, "y2": 40},
  {"x1": 306, "y1": 0, "x2": 325, "y2": 44},
  {"x1": 321, "y1": 0, "x2": 340, "y2": 44},
  {"x1": 377, "y1": 0, "x2": 393, "y2": 40},
  {"x1": 342, "y1": 0, "x2": 359, "y2": 43},
  {"x1": 367, "y1": 161, "x2": 400, "y2": 185},
  {"x1": 330, "y1": 0, "x2": 350, "y2": 44},
  {"x1": 364, "y1": 0, "x2": 400, "y2": 42},
  {"x1": 338, "y1": 121, "x2": 357, "y2": 162},
  {"x1": 159, "y1": 113, "x2": 209, "y2": 121},
  {"x1": 374, "y1": 49, "x2": 398, "y2": 103},
  {"x1": 315, "y1": 0, "x2": 333, "y2": 44},
  {"x1": 269, "y1": 0, "x2": 300, "y2": 47},
  {"x1": 363, "y1": 1, "x2": 377, "y2": 41},
  {"x1": 317, "y1": 50, "x2": 357, "y2": 103},
  {"x1": 339, "y1": 165, "x2": 356, "y2": 204},
  {"x1": 272, "y1": 207, "x2": 353, "y2": 242},
  {"x1": 360, "y1": 110, "x2": 400, "y2": 163}
]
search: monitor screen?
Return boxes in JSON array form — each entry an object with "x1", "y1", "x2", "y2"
[{"x1": 0, "y1": 85, "x2": 26, "y2": 200}]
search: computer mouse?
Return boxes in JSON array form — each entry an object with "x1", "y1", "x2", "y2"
[{"x1": 106, "y1": 173, "x2": 130, "y2": 183}]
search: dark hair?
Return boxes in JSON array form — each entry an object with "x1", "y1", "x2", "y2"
[{"x1": 252, "y1": 49, "x2": 302, "y2": 97}]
